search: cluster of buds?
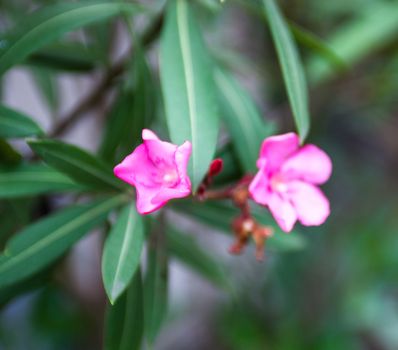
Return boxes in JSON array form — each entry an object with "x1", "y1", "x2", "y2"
[
  {"x1": 229, "y1": 181, "x2": 274, "y2": 261},
  {"x1": 198, "y1": 169, "x2": 274, "y2": 260}
]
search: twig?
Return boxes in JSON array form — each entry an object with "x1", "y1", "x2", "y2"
[{"x1": 49, "y1": 13, "x2": 164, "y2": 138}]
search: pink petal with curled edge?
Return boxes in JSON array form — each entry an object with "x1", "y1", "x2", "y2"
[
  {"x1": 287, "y1": 180, "x2": 330, "y2": 226},
  {"x1": 281, "y1": 144, "x2": 332, "y2": 184},
  {"x1": 267, "y1": 192, "x2": 297, "y2": 233},
  {"x1": 248, "y1": 166, "x2": 272, "y2": 206},
  {"x1": 258, "y1": 132, "x2": 299, "y2": 172},
  {"x1": 135, "y1": 185, "x2": 165, "y2": 214},
  {"x1": 113, "y1": 144, "x2": 159, "y2": 188},
  {"x1": 142, "y1": 129, "x2": 160, "y2": 141}
]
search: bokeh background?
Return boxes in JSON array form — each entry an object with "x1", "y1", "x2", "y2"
[{"x1": 1, "y1": 0, "x2": 398, "y2": 349}]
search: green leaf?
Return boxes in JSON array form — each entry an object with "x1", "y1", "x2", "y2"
[
  {"x1": 215, "y1": 69, "x2": 274, "y2": 173},
  {"x1": 0, "y1": 139, "x2": 21, "y2": 165},
  {"x1": 0, "y1": 266, "x2": 52, "y2": 307},
  {"x1": 262, "y1": 0, "x2": 310, "y2": 142},
  {"x1": 290, "y1": 22, "x2": 346, "y2": 71},
  {"x1": 167, "y1": 226, "x2": 229, "y2": 289},
  {"x1": 144, "y1": 229, "x2": 168, "y2": 343},
  {"x1": 27, "y1": 42, "x2": 97, "y2": 72},
  {"x1": 0, "y1": 195, "x2": 125, "y2": 288},
  {"x1": 28, "y1": 139, "x2": 124, "y2": 191},
  {"x1": 173, "y1": 200, "x2": 306, "y2": 252},
  {"x1": 160, "y1": 0, "x2": 219, "y2": 191},
  {"x1": 0, "y1": 163, "x2": 85, "y2": 198},
  {"x1": 307, "y1": 2, "x2": 398, "y2": 84},
  {"x1": 102, "y1": 203, "x2": 145, "y2": 304},
  {"x1": 100, "y1": 46, "x2": 155, "y2": 163},
  {"x1": 0, "y1": 1, "x2": 142, "y2": 76},
  {"x1": 104, "y1": 268, "x2": 144, "y2": 350},
  {"x1": 0, "y1": 104, "x2": 43, "y2": 138},
  {"x1": 0, "y1": 199, "x2": 33, "y2": 246}
]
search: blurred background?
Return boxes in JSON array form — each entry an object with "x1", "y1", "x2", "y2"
[{"x1": 1, "y1": 0, "x2": 398, "y2": 349}]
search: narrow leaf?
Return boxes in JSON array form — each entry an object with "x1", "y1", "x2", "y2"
[
  {"x1": 28, "y1": 139, "x2": 124, "y2": 191},
  {"x1": 102, "y1": 203, "x2": 145, "y2": 304},
  {"x1": 0, "y1": 139, "x2": 21, "y2": 165},
  {"x1": 0, "y1": 195, "x2": 125, "y2": 288},
  {"x1": 104, "y1": 268, "x2": 144, "y2": 350},
  {"x1": 144, "y1": 229, "x2": 168, "y2": 343},
  {"x1": 215, "y1": 69, "x2": 274, "y2": 173},
  {"x1": 0, "y1": 104, "x2": 43, "y2": 138},
  {"x1": 0, "y1": 163, "x2": 85, "y2": 198},
  {"x1": 160, "y1": 0, "x2": 219, "y2": 190},
  {"x1": 167, "y1": 226, "x2": 229, "y2": 288},
  {"x1": 27, "y1": 42, "x2": 96, "y2": 72},
  {"x1": 290, "y1": 22, "x2": 346, "y2": 71},
  {"x1": 0, "y1": 1, "x2": 141, "y2": 76},
  {"x1": 263, "y1": 0, "x2": 310, "y2": 141},
  {"x1": 308, "y1": 2, "x2": 398, "y2": 84}
]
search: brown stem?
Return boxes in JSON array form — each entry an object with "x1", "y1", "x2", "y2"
[{"x1": 199, "y1": 187, "x2": 232, "y2": 200}]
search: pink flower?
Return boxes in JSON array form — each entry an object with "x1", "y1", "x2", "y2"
[
  {"x1": 249, "y1": 132, "x2": 332, "y2": 232},
  {"x1": 114, "y1": 129, "x2": 192, "y2": 214}
]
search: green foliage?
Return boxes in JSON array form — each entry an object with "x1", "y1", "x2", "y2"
[
  {"x1": 215, "y1": 68, "x2": 274, "y2": 172},
  {"x1": 161, "y1": 0, "x2": 219, "y2": 191},
  {"x1": 28, "y1": 139, "x2": 125, "y2": 191},
  {"x1": 167, "y1": 226, "x2": 230, "y2": 289},
  {"x1": 100, "y1": 45, "x2": 156, "y2": 163},
  {"x1": 27, "y1": 43, "x2": 97, "y2": 72},
  {"x1": 0, "y1": 104, "x2": 43, "y2": 138},
  {"x1": 307, "y1": 1, "x2": 398, "y2": 84},
  {"x1": 0, "y1": 0, "x2": 396, "y2": 348},
  {"x1": 0, "y1": 1, "x2": 142, "y2": 76},
  {"x1": 0, "y1": 139, "x2": 21, "y2": 165},
  {"x1": 104, "y1": 269, "x2": 144, "y2": 350},
  {"x1": 0, "y1": 163, "x2": 84, "y2": 198},
  {"x1": 144, "y1": 228, "x2": 168, "y2": 344},
  {"x1": 262, "y1": 0, "x2": 310, "y2": 141},
  {"x1": 102, "y1": 203, "x2": 145, "y2": 304},
  {"x1": 0, "y1": 196, "x2": 124, "y2": 288}
]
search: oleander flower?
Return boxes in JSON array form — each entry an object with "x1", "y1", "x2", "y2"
[
  {"x1": 114, "y1": 129, "x2": 192, "y2": 214},
  {"x1": 249, "y1": 132, "x2": 332, "y2": 232}
]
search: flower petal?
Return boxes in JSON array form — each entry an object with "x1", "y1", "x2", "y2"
[
  {"x1": 175, "y1": 141, "x2": 192, "y2": 181},
  {"x1": 142, "y1": 128, "x2": 160, "y2": 141},
  {"x1": 135, "y1": 185, "x2": 165, "y2": 214},
  {"x1": 281, "y1": 144, "x2": 332, "y2": 184},
  {"x1": 142, "y1": 130, "x2": 177, "y2": 169},
  {"x1": 267, "y1": 193, "x2": 297, "y2": 232},
  {"x1": 287, "y1": 180, "x2": 330, "y2": 226},
  {"x1": 258, "y1": 132, "x2": 299, "y2": 171},
  {"x1": 113, "y1": 144, "x2": 159, "y2": 187},
  {"x1": 151, "y1": 186, "x2": 191, "y2": 204},
  {"x1": 249, "y1": 167, "x2": 272, "y2": 205}
]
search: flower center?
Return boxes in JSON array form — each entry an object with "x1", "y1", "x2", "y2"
[
  {"x1": 270, "y1": 174, "x2": 288, "y2": 193},
  {"x1": 162, "y1": 169, "x2": 178, "y2": 186}
]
